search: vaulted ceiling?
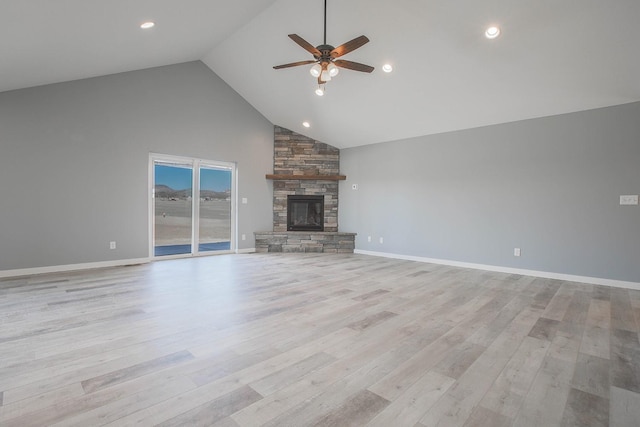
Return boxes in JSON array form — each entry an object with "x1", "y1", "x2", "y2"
[{"x1": 2, "y1": 0, "x2": 639, "y2": 148}]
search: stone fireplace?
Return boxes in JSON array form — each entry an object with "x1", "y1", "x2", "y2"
[{"x1": 255, "y1": 126, "x2": 355, "y2": 253}]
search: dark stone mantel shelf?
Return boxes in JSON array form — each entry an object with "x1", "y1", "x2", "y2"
[{"x1": 266, "y1": 174, "x2": 346, "y2": 181}]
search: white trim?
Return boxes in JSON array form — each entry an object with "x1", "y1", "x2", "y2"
[
  {"x1": 354, "y1": 250, "x2": 640, "y2": 291},
  {"x1": 0, "y1": 258, "x2": 150, "y2": 279},
  {"x1": 235, "y1": 164, "x2": 240, "y2": 255},
  {"x1": 148, "y1": 155, "x2": 154, "y2": 259},
  {"x1": 236, "y1": 248, "x2": 256, "y2": 254},
  {"x1": 192, "y1": 161, "x2": 200, "y2": 255},
  {"x1": 7, "y1": 250, "x2": 634, "y2": 290}
]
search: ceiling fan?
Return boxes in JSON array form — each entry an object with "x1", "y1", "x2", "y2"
[{"x1": 273, "y1": 0, "x2": 374, "y2": 95}]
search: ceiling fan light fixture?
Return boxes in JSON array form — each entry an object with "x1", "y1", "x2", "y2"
[
  {"x1": 382, "y1": 64, "x2": 393, "y2": 73},
  {"x1": 320, "y1": 69, "x2": 331, "y2": 82},
  {"x1": 140, "y1": 21, "x2": 155, "y2": 29},
  {"x1": 310, "y1": 63, "x2": 322, "y2": 77},
  {"x1": 315, "y1": 85, "x2": 325, "y2": 96},
  {"x1": 327, "y1": 62, "x2": 339, "y2": 77}
]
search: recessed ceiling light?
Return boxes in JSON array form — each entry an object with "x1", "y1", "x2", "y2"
[
  {"x1": 485, "y1": 26, "x2": 500, "y2": 39},
  {"x1": 382, "y1": 64, "x2": 393, "y2": 73},
  {"x1": 140, "y1": 21, "x2": 155, "y2": 29},
  {"x1": 302, "y1": 121, "x2": 311, "y2": 128}
]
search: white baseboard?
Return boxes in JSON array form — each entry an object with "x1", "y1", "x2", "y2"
[
  {"x1": 236, "y1": 248, "x2": 256, "y2": 254},
  {"x1": 6, "y1": 250, "x2": 636, "y2": 291},
  {"x1": 0, "y1": 258, "x2": 150, "y2": 279},
  {"x1": 355, "y1": 250, "x2": 640, "y2": 291}
]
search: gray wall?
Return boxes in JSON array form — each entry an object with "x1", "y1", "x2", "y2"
[
  {"x1": 0, "y1": 61, "x2": 274, "y2": 271},
  {"x1": 340, "y1": 102, "x2": 640, "y2": 283}
]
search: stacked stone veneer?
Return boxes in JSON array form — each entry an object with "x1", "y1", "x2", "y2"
[
  {"x1": 255, "y1": 231, "x2": 356, "y2": 253},
  {"x1": 272, "y1": 126, "x2": 339, "y2": 232},
  {"x1": 255, "y1": 126, "x2": 355, "y2": 253}
]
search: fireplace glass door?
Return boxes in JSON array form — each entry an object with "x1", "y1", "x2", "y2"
[{"x1": 287, "y1": 195, "x2": 324, "y2": 231}]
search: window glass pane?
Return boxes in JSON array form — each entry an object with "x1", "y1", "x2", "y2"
[
  {"x1": 199, "y1": 167, "x2": 232, "y2": 252},
  {"x1": 154, "y1": 163, "x2": 193, "y2": 256}
]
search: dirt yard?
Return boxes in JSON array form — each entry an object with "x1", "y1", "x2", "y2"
[{"x1": 154, "y1": 199, "x2": 231, "y2": 246}]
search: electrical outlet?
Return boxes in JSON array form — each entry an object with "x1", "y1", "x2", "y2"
[
  {"x1": 620, "y1": 195, "x2": 638, "y2": 205},
  {"x1": 241, "y1": 234, "x2": 246, "y2": 241},
  {"x1": 379, "y1": 237, "x2": 384, "y2": 244},
  {"x1": 242, "y1": 198, "x2": 248, "y2": 204},
  {"x1": 367, "y1": 236, "x2": 371, "y2": 242},
  {"x1": 109, "y1": 241, "x2": 116, "y2": 250},
  {"x1": 514, "y1": 248, "x2": 521, "y2": 257}
]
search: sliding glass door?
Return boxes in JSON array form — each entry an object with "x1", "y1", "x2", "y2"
[{"x1": 151, "y1": 155, "x2": 235, "y2": 258}]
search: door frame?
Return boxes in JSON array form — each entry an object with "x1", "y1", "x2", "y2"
[{"x1": 149, "y1": 153, "x2": 237, "y2": 259}]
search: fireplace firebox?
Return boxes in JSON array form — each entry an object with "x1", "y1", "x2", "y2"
[{"x1": 287, "y1": 195, "x2": 324, "y2": 231}]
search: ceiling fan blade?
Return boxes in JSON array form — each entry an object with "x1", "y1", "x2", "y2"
[
  {"x1": 330, "y1": 35, "x2": 369, "y2": 58},
  {"x1": 288, "y1": 34, "x2": 322, "y2": 57},
  {"x1": 273, "y1": 60, "x2": 317, "y2": 70},
  {"x1": 334, "y1": 60, "x2": 374, "y2": 73}
]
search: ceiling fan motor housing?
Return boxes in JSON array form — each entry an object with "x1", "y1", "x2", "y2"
[{"x1": 315, "y1": 44, "x2": 336, "y2": 61}]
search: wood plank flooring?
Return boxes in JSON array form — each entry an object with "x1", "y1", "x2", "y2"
[{"x1": 1, "y1": 253, "x2": 639, "y2": 426}]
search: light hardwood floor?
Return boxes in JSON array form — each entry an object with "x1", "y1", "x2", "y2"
[{"x1": 1, "y1": 253, "x2": 639, "y2": 426}]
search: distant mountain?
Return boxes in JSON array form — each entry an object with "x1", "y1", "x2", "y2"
[{"x1": 155, "y1": 185, "x2": 229, "y2": 200}]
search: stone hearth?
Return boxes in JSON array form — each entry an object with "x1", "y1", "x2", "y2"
[{"x1": 254, "y1": 231, "x2": 356, "y2": 253}]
